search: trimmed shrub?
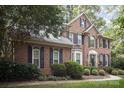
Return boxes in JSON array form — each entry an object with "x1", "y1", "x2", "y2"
[
  {"x1": 83, "y1": 69, "x2": 90, "y2": 75},
  {"x1": 103, "y1": 67, "x2": 113, "y2": 74},
  {"x1": 99, "y1": 69, "x2": 106, "y2": 76},
  {"x1": 83, "y1": 66, "x2": 97, "y2": 72},
  {"x1": 111, "y1": 70, "x2": 118, "y2": 75},
  {"x1": 64, "y1": 61, "x2": 83, "y2": 79},
  {"x1": 51, "y1": 64, "x2": 66, "y2": 77},
  {"x1": 0, "y1": 61, "x2": 40, "y2": 81},
  {"x1": 91, "y1": 69, "x2": 99, "y2": 75},
  {"x1": 118, "y1": 69, "x2": 124, "y2": 75},
  {"x1": 38, "y1": 76, "x2": 48, "y2": 81}
]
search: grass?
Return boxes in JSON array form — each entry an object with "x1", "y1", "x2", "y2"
[{"x1": 0, "y1": 75, "x2": 124, "y2": 88}]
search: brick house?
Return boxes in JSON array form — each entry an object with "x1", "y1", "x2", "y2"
[
  {"x1": 62, "y1": 13, "x2": 112, "y2": 67},
  {"x1": 15, "y1": 13, "x2": 111, "y2": 75}
]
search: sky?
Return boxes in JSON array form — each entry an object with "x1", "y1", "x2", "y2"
[{"x1": 99, "y1": 5, "x2": 120, "y2": 25}]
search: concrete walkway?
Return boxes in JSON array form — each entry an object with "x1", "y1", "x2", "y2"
[
  {"x1": 85, "y1": 75, "x2": 122, "y2": 81},
  {"x1": 4, "y1": 75, "x2": 122, "y2": 87}
]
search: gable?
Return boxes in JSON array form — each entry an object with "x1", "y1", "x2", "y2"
[
  {"x1": 89, "y1": 26, "x2": 100, "y2": 36},
  {"x1": 67, "y1": 13, "x2": 92, "y2": 33}
]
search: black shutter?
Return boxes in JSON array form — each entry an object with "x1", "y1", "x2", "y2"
[
  {"x1": 84, "y1": 19, "x2": 87, "y2": 28},
  {"x1": 108, "y1": 40, "x2": 110, "y2": 49},
  {"x1": 82, "y1": 35, "x2": 84, "y2": 45},
  {"x1": 59, "y1": 49, "x2": 63, "y2": 64},
  {"x1": 80, "y1": 18, "x2": 82, "y2": 27},
  {"x1": 88, "y1": 36, "x2": 90, "y2": 47},
  {"x1": 96, "y1": 39, "x2": 97, "y2": 48},
  {"x1": 73, "y1": 33, "x2": 78, "y2": 44},
  {"x1": 103, "y1": 39, "x2": 106, "y2": 48},
  {"x1": 50, "y1": 48, "x2": 53, "y2": 64},
  {"x1": 40, "y1": 47, "x2": 44, "y2": 68},
  {"x1": 28, "y1": 45, "x2": 32, "y2": 64},
  {"x1": 103, "y1": 54, "x2": 106, "y2": 66}
]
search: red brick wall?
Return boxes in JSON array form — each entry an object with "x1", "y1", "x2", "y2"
[
  {"x1": 82, "y1": 27, "x2": 111, "y2": 66},
  {"x1": 15, "y1": 43, "x2": 71, "y2": 75}
]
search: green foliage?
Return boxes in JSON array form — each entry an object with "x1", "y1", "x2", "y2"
[
  {"x1": 91, "y1": 69, "x2": 99, "y2": 75},
  {"x1": 83, "y1": 69, "x2": 90, "y2": 75},
  {"x1": 111, "y1": 70, "x2": 118, "y2": 75},
  {"x1": 38, "y1": 76, "x2": 48, "y2": 81},
  {"x1": 111, "y1": 55, "x2": 124, "y2": 70},
  {"x1": 99, "y1": 69, "x2": 106, "y2": 76},
  {"x1": 103, "y1": 67, "x2": 114, "y2": 74},
  {"x1": 118, "y1": 69, "x2": 124, "y2": 75},
  {"x1": 83, "y1": 66, "x2": 97, "y2": 72},
  {"x1": 51, "y1": 64, "x2": 66, "y2": 77},
  {"x1": 104, "y1": 6, "x2": 124, "y2": 69},
  {"x1": 0, "y1": 6, "x2": 64, "y2": 60},
  {"x1": 0, "y1": 61, "x2": 40, "y2": 81},
  {"x1": 64, "y1": 61, "x2": 83, "y2": 79}
]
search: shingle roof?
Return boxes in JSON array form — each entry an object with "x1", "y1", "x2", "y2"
[{"x1": 30, "y1": 33, "x2": 73, "y2": 46}]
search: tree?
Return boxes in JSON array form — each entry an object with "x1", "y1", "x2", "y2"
[
  {"x1": 104, "y1": 6, "x2": 124, "y2": 66},
  {"x1": 0, "y1": 5, "x2": 64, "y2": 61}
]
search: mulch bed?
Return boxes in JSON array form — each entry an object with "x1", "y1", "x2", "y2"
[{"x1": 82, "y1": 75, "x2": 110, "y2": 80}]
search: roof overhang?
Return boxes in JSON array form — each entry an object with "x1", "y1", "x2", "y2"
[{"x1": 25, "y1": 38, "x2": 73, "y2": 48}]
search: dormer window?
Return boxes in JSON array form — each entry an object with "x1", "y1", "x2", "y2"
[
  {"x1": 80, "y1": 18, "x2": 85, "y2": 28},
  {"x1": 69, "y1": 32, "x2": 73, "y2": 42}
]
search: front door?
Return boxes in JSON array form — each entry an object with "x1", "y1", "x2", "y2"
[{"x1": 90, "y1": 54, "x2": 96, "y2": 66}]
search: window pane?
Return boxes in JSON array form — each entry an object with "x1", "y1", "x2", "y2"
[
  {"x1": 78, "y1": 35, "x2": 82, "y2": 45},
  {"x1": 53, "y1": 49, "x2": 59, "y2": 64},
  {"x1": 89, "y1": 36, "x2": 95, "y2": 47},
  {"x1": 33, "y1": 48, "x2": 40, "y2": 68},
  {"x1": 69, "y1": 33, "x2": 73, "y2": 42},
  {"x1": 33, "y1": 49, "x2": 40, "y2": 59},
  {"x1": 76, "y1": 53, "x2": 80, "y2": 64},
  {"x1": 34, "y1": 59, "x2": 39, "y2": 66}
]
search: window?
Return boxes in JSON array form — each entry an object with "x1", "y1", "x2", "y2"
[
  {"x1": 103, "y1": 39, "x2": 106, "y2": 48},
  {"x1": 80, "y1": 18, "x2": 85, "y2": 28},
  {"x1": 105, "y1": 55, "x2": 109, "y2": 66},
  {"x1": 53, "y1": 49, "x2": 59, "y2": 64},
  {"x1": 99, "y1": 38, "x2": 103, "y2": 48},
  {"x1": 99, "y1": 54, "x2": 103, "y2": 66},
  {"x1": 71, "y1": 51, "x2": 82, "y2": 65},
  {"x1": 76, "y1": 53, "x2": 80, "y2": 64},
  {"x1": 69, "y1": 32, "x2": 73, "y2": 42},
  {"x1": 32, "y1": 48, "x2": 40, "y2": 68},
  {"x1": 89, "y1": 36, "x2": 95, "y2": 48},
  {"x1": 77, "y1": 34, "x2": 82, "y2": 45},
  {"x1": 105, "y1": 39, "x2": 108, "y2": 48}
]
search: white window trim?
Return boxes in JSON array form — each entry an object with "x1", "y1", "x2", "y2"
[
  {"x1": 99, "y1": 38, "x2": 103, "y2": 48},
  {"x1": 89, "y1": 36, "x2": 95, "y2": 48},
  {"x1": 53, "y1": 49, "x2": 60, "y2": 64},
  {"x1": 77, "y1": 34, "x2": 82, "y2": 45},
  {"x1": 72, "y1": 51, "x2": 82, "y2": 65},
  {"x1": 105, "y1": 55, "x2": 109, "y2": 66},
  {"x1": 32, "y1": 48, "x2": 40, "y2": 68}
]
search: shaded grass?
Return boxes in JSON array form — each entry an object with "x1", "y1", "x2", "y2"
[
  {"x1": 0, "y1": 76, "x2": 124, "y2": 88},
  {"x1": 19, "y1": 80, "x2": 124, "y2": 88}
]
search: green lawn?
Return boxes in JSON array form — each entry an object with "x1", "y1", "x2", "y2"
[{"x1": 0, "y1": 76, "x2": 124, "y2": 88}]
